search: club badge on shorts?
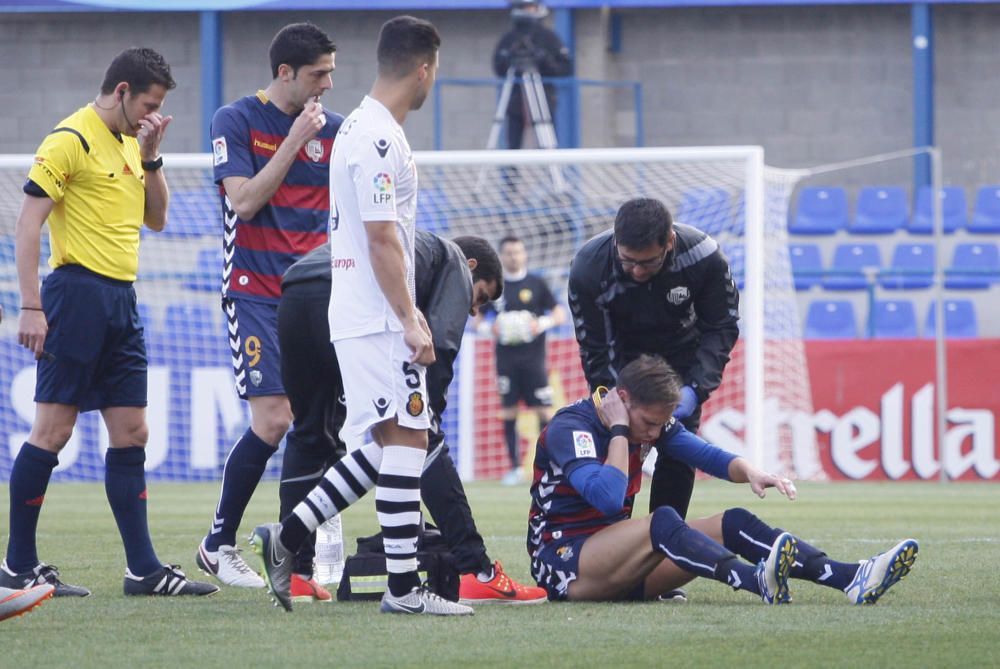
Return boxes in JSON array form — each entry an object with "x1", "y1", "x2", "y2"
[
  {"x1": 406, "y1": 391, "x2": 425, "y2": 417},
  {"x1": 249, "y1": 370, "x2": 263, "y2": 387}
]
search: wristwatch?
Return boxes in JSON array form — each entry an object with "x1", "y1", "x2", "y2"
[{"x1": 141, "y1": 156, "x2": 163, "y2": 171}]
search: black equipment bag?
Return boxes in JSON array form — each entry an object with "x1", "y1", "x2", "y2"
[{"x1": 336, "y1": 523, "x2": 460, "y2": 602}]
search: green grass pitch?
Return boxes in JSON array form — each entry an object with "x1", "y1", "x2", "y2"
[{"x1": 2, "y1": 479, "x2": 998, "y2": 668}]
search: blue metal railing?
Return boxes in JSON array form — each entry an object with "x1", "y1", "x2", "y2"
[{"x1": 432, "y1": 76, "x2": 644, "y2": 150}]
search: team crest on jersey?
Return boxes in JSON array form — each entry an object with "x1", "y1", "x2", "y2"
[
  {"x1": 555, "y1": 545, "x2": 574, "y2": 561},
  {"x1": 518, "y1": 288, "x2": 533, "y2": 304},
  {"x1": 666, "y1": 286, "x2": 690, "y2": 306},
  {"x1": 407, "y1": 391, "x2": 425, "y2": 417},
  {"x1": 305, "y1": 139, "x2": 324, "y2": 162},
  {"x1": 249, "y1": 370, "x2": 262, "y2": 387},
  {"x1": 572, "y1": 431, "x2": 596, "y2": 458},
  {"x1": 213, "y1": 136, "x2": 228, "y2": 166}
]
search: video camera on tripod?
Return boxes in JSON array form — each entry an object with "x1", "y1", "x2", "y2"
[{"x1": 506, "y1": 35, "x2": 547, "y2": 73}]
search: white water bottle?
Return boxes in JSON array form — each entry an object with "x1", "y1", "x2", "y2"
[{"x1": 314, "y1": 515, "x2": 345, "y2": 585}]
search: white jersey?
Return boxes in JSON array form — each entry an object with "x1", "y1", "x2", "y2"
[{"x1": 328, "y1": 95, "x2": 418, "y2": 340}]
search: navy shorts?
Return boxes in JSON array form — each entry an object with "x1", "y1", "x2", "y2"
[
  {"x1": 35, "y1": 264, "x2": 147, "y2": 411},
  {"x1": 224, "y1": 297, "x2": 284, "y2": 399},
  {"x1": 532, "y1": 535, "x2": 645, "y2": 602}
]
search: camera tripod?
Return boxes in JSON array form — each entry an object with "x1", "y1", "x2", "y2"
[{"x1": 483, "y1": 63, "x2": 565, "y2": 192}]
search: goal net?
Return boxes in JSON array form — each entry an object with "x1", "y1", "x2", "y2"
[{"x1": 0, "y1": 147, "x2": 819, "y2": 483}]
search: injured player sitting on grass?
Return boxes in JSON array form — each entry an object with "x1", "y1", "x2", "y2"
[{"x1": 526, "y1": 354, "x2": 919, "y2": 604}]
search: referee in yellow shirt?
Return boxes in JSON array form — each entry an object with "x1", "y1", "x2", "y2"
[{"x1": 2, "y1": 47, "x2": 217, "y2": 598}]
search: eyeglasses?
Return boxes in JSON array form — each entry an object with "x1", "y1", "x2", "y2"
[{"x1": 616, "y1": 245, "x2": 667, "y2": 270}]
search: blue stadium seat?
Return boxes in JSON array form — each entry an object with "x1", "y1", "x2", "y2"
[
  {"x1": 969, "y1": 185, "x2": 1000, "y2": 234},
  {"x1": 164, "y1": 302, "x2": 218, "y2": 339},
  {"x1": 0, "y1": 235, "x2": 14, "y2": 266},
  {"x1": 789, "y1": 186, "x2": 848, "y2": 235},
  {"x1": 851, "y1": 186, "x2": 908, "y2": 234},
  {"x1": 416, "y1": 187, "x2": 450, "y2": 235},
  {"x1": 944, "y1": 242, "x2": 1000, "y2": 290},
  {"x1": 910, "y1": 186, "x2": 967, "y2": 234},
  {"x1": 136, "y1": 303, "x2": 153, "y2": 331},
  {"x1": 872, "y1": 299, "x2": 918, "y2": 339},
  {"x1": 719, "y1": 242, "x2": 744, "y2": 290},
  {"x1": 0, "y1": 234, "x2": 51, "y2": 268},
  {"x1": 925, "y1": 299, "x2": 978, "y2": 339},
  {"x1": 788, "y1": 243, "x2": 823, "y2": 290},
  {"x1": 184, "y1": 247, "x2": 224, "y2": 292},
  {"x1": 0, "y1": 290, "x2": 19, "y2": 318},
  {"x1": 160, "y1": 187, "x2": 219, "y2": 238},
  {"x1": 677, "y1": 187, "x2": 731, "y2": 236},
  {"x1": 822, "y1": 242, "x2": 882, "y2": 291},
  {"x1": 879, "y1": 243, "x2": 934, "y2": 290},
  {"x1": 805, "y1": 300, "x2": 857, "y2": 339}
]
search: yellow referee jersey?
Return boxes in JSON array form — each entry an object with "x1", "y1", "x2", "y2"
[{"x1": 27, "y1": 105, "x2": 146, "y2": 281}]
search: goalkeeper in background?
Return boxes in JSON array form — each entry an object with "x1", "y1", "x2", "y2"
[
  {"x1": 480, "y1": 235, "x2": 565, "y2": 485},
  {"x1": 569, "y1": 197, "x2": 739, "y2": 519}
]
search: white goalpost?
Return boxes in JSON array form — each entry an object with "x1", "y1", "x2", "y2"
[{"x1": 0, "y1": 146, "x2": 820, "y2": 483}]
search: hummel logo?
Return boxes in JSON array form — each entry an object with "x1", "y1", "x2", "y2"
[
  {"x1": 373, "y1": 397, "x2": 390, "y2": 418},
  {"x1": 374, "y1": 138, "x2": 390, "y2": 158}
]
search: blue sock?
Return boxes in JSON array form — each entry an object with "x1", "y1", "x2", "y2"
[
  {"x1": 105, "y1": 446, "x2": 161, "y2": 577},
  {"x1": 5, "y1": 443, "x2": 59, "y2": 573},
  {"x1": 205, "y1": 428, "x2": 276, "y2": 551},
  {"x1": 650, "y1": 505, "x2": 759, "y2": 596},
  {"x1": 721, "y1": 507, "x2": 856, "y2": 591}
]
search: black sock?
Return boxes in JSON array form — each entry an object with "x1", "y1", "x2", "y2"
[
  {"x1": 206, "y1": 429, "x2": 276, "y2": 551},
  {"x1": 5, "y1": 443, "x2": 58, "y2": 573},
  {"x1": 721, "y1": 507, "x2": 856, "y2": 591},
  {"x1": 105, "y1": 447, "x2": 161, "y2": 576},
  {"x1": 650, "y1": 506, "x2": 759, "y2": 596},
  {"x1": 503, "y1": 419, "x2": 518, "y2": 467}
]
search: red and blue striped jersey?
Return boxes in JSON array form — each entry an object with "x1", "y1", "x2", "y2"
[
  {"x1": 211, "y1": 90, "x2": 343, "y2": 302},
  {"x1": 527, "y1": 397, "x2": 737, "y2": 558},
  {"x1": 527, "y1": 398, "x2": 644, "y2": 556}
]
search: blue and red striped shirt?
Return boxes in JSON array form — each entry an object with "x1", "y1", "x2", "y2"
[
  {"x1": 527, "y1": 397, "x2": 736, "y2": 557},
  {"x1": 211, "y1": 90, "x2": 343, "y2": 302}
]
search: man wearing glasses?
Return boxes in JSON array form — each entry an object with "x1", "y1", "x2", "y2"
[{"x1": 567, "y1": 197, "x2": 740, "y2": 523}]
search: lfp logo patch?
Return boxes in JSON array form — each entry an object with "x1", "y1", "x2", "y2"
[
  {"x1": 572, "y1": 431, "x2": 596, "y2": 459},
  {"x1": 373, "y1": 173, "x2": 393, "y2": 192}
]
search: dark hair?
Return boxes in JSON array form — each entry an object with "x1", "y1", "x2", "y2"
[
  {"x1": 617, "y1": 355, "x2": 682, "y2": 409},
  {"x1": 453, "y1": 235, "x2": 504, "y2": 300},
  {"x1": 377, "y1": 16, "x2": 440, "y2": 78},
  {"x1": 614, "y1": 197, "x2": 673, "y2": 250},
  {"x1": 269, "y1": 22, "x2": 336, "y2": 79},
  {"x1": 498, "y1": 235, "x2": 523, "y2": 251},
  {"x1": 100, "y1": 47, "x2": 176, "y2": 95}
]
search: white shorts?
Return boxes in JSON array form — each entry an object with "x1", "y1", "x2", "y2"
[{"x1": 333, "y1": 330, "x2": 431, "y2": 445}]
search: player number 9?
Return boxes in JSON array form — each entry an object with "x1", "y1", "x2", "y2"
[{"x1": 245, "y1": 335, "x2": 262, "y2": 368}]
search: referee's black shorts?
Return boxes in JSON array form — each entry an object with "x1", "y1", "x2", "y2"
[{"x1": 35, "y1": 264, "x2": 147, "y2": 411}]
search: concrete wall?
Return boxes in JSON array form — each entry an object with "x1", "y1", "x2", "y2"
[{"x1": 0, "y1": 5, "x2": 998, "y2": 186}]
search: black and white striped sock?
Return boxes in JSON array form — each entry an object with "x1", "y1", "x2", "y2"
[
  {"x1": 279, "y1": 442, "x2": 382, "y2": 552},
  {"x1": 377, "y1": 445, "x2": 425, "y2": 596}
]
